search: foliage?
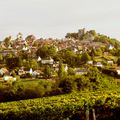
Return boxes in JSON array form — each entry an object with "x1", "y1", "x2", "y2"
[
  {"x1": 0, "y1": 80, "x2": 55, "y2": 102},
  {"x1": 0, "y1": 90, "x2": 120, "y2": 120},
  {"x1": 6, "y1": 57, "x2": 21, "y2": 69},
  {"x1": 3, "y1": 36, "x2": 12, "y2": 47},
  {"x1": 75, "y1": 75, "x2": 90, "y2": 91},
  {"x1": 101, "y1": 67, "x2": 117, "y2": 77},
  {"x1": 25, "y1": 35, "x2": 36, "y2": 42},
  {"x1": 58, "y1": 49, "x2": 81, "y2": 67},
  {"x1": 68, "y1": 67, "x2": 75, "y2": 76},
  {"x1": 58, "y1": 61, "x2": 67, "y2": 80},
  {"x1": 81, "y1": 52, "x2": 91, "y2": 64},
  {"x1": 117, "y1": 57, "x2": 120, "y2": 66},
  {"x1": 19, "y1": 51, "x2": 29, "y2": 60},
  {"x1": 29, "y1": 59, "x2": 39, "y2": 70},
  {"x1": 0, "y1": 53, "x2": 3, "y2": 61},
  {"x1": 43, "y1": 65, "x2": 52, "y2": 79},
  {"x1": 65, "y1": 32, "x2": 78, "y2": 39},
  {"x1": 59, "y1": 77, "x2": 75, "y2": 93},
  {"x1": 36, "y1": 45, "x2": 57, "y2": 59}
]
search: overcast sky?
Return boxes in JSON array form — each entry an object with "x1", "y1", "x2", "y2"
[{"x1": 0, "y1": 0, "x2": 120, "y2": 40}]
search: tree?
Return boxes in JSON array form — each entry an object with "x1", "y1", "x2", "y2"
[
  {"x1": 0, "y1": 53, "x2": 3, "y2": 61},
  {"x1": 16, "y1": 32, "x2": 23, "y2": 40},
  {"x1": 48, "y1": 46, "x2": 57, "y2": 58},
  {"x1": 29, "y1": 59, "x2": 39, "y2": 70},
  {"x1": 19, "y1": 50, "x2": 29, "y2": 60},
  {"x1": 75, "y1": 76, "x2": 90, "y2": 91},
  {"x1": 65, "y1": 32, "x2": 78, "y2": 39},
  {"x1": 81, "y1": 52, "x2": 91, "y2": 64},
  {"x1": 5, "y1": 53, "x2": 14, "y2": 59},
  {"x1": 25, "y1": 35, "x2": 36, "y2": 41},
  {"x1": 94, "y1": 48, "x2": 102, "y2": 56},
  {"x1": 43, "y1": 65, "x2": 51, "y2": 79},
  {"x1": 3, "y1": 36, "x2": 12, "y2": 47},
  {"x1": 90, "y1": 48, "x2": 96, "y2": 57},
  {"x1": 59, "y1": 79, "x2": 73, "y2": 93},
  {"x1": 58, "y1": 61, "x2": 66, "y2": 80},
  {"x1": 6, "y1": 57, "x2": 21, "y2": 69},
  {"x1": 58, "y1": 49, "x2": 77, "y2": 67},
  {"x1": 117, "y1": 57, "x2": 120, "y2": 66},
  {"x1": 88, "y1": 30, "x2": 96, "y2": 36},
  {"x1": 68, "y1": 67, "x2": 75, "y2": 75},
  {"x1": 36, "y1": 45, "x2": 56, "y2": 59},
  {"x1": 87, "y1": 67, "x2": 102, "y2": 90}
]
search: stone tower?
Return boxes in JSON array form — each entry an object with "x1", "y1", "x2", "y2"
[{"x1": 78, "y1": 28, "x2": 86, "y2": 39}]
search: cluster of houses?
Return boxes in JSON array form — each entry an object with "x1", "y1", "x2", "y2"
[
  {"x1": 1, "y1": 55, "x2": 120, "y2": 82},
  {"x1": 0, "y1": 29, "x2": 120, "y2": 82}
]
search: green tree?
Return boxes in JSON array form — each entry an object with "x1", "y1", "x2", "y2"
[
  {"x1": 48, "y1": 46, "x2": 57, "y2": 58},
  {"x1": 88, "y1": 30, "x2": 96, "y2": 36},
  {"x1": 117, "y1": 57, "x2": 120, "y2": 66},
  {"x1": 87, "y1": 67, "x2": 102, "y2": 90},
  {"x1": 58, "y1": 61, "x2": 66, "y2": 80},
  {"x1": 65, "y1": 32, "x2": 78, "y2": 39},
  {"x1": 0, "y1": 53, "x2": 3, "y2": 61},
  {"x1": 68, "y1": 67, "x2": 75, "y2": 75},
  {"x1": 16, "y1": 32, "x2": 23, "y2": 40},
  {"x1": 75, "y1": 76, "x2": 90, "y2": 91},
  {"x1": 29, "y1": 59, "x2": 39, "y2": 70},
  {"x1": 58, "y1": 49, "x2": 77, "y2": 67},
  {"x1": 43, "y1": 65, "x2": 51, "y2": 79},
  {"x1": 25, "y1": 35, "x2": 36, "y2": 42},
  {"x1": 19, "y1": 50, "x2": 29, "y2": 60},
  {"x1": 59, "y1": 79, "x2": 73, "y2": 93},
  {"x1": 81, "y1": 52, "x2": 91, "y2": 64},
  {"x1": 94, "y1": 48, "x2": 102, "y2": 56},
  {"x1": 36, "y1": 45, "x2": 56, "y2": 59},
  {"x1": 5, "y1": 53, "x2": 14, "y2": 59},
  {"x1": 90, "y1": 48, "x2": 96, "y2": 57},
  {"x1": 6, "y1": 57, "x2": 21, "y2": 69},
  {"x1": 3, "y1": 36, "x2": 11, "y2": 47},
  {"x1": 22, "y1": 59, "x2": 30, "y2": 70}
]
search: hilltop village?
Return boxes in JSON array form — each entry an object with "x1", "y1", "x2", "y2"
[
  {"x1": 0, "y1": 28, "x2": 120, "y2": 102},
  {"x1": 0, "y1": 28, "x2": 120, "y2": 81}
]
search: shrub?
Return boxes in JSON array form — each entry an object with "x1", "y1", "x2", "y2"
[{"x1": 59, "y1": 78, "x2": 75, "y2": 93}]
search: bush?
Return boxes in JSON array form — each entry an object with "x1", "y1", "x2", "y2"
[
  {"x1": 0, "y1": 80, "x2": 56, "y2": 102},
  {"x1": 75, "y1": 76, "x2": 90, "y2": 91},
  {"x1": 59, "y1": 77, "x2": 75, "y2": 93},
  {"x1": 101, "y1": 68, "x2": 117, "y2": 77}
]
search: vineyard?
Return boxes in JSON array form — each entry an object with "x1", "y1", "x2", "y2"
[{"x1": 0, "y1": 89, "x2": 120, "y2": 120}]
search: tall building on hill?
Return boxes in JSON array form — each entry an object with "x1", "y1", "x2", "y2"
[{"x1": 78, "y1": 28, "x2": 86, "y2": 39}]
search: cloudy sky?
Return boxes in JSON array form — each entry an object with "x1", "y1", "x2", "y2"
[{"x1": 0, "y1": 0, "x2": 120, "y2": 40}]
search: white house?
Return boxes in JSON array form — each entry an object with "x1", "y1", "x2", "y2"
[
  {"x1": 74, "y1": 68, "x2": 87, "y2": 75},
  {"x1": 87, "y1": 60, "x2": 93, "y2": 65},
  {"x1": 64, "y1": 64, "x2": 68, "y2": 72},
  {"x1": 109, "y1": 45, "x2": 114, "y2": 50},
  {"x1": 94, "y1": 62, "x2": 103, "y2": 67},
  {"x1": 37, "y1": 56, "x2": 42, "y2": 62},
  {"x1": 29, "y1": 68, "x2": 33, "y2": 74},
  {"x1": 22, "y1": 46, "x2": 28, "y2": 51},
  {"x1": 116, "y1": 70, "x2": 120, "y2": 75},
  {"x1": 41, "y1": 57, "x2": 54, "y2": 64},
  {"x1": 0, "y1": 68, "x2": 9, "y2": 76},
  {"x1": 107, "y1": 60, "x2": 114, "y2": 65},
  {"x1": 3, "y1": 75, "x2": 16, "y2": 82}
]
